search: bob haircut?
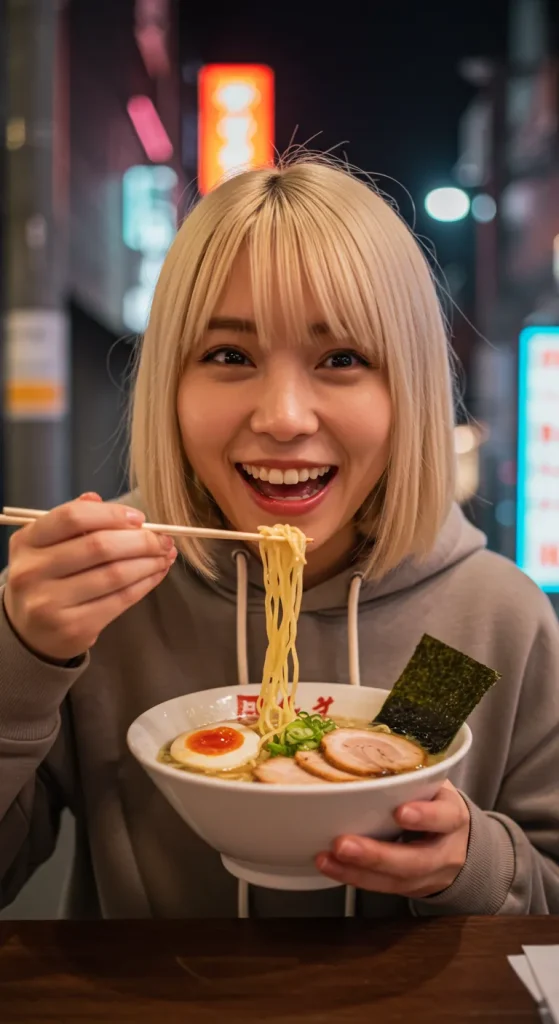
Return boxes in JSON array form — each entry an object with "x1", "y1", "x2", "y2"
[{"x1": 130, "y1": 156, "x2": 456, "y2": 579}]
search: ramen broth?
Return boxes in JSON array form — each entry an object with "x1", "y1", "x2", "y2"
[{"x1": 157, "y1": 717, "x2": 442, "y2": 784}]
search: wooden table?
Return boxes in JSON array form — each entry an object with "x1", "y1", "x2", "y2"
[{"x1": 1, "y1": 916, "x2": 558, "y2": 1022}]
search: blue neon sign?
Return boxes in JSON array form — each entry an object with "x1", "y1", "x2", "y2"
[
  {"x1": 121, "y1": 165, "x2": 178, "y2": 333},
  {"x1": 517, "y1": 325, "x2": 559, "y2": 592}
]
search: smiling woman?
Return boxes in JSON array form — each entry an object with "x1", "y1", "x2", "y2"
[
  {"x1": 131, "y1": 156, "x2": 454, "y2": 582},
  {"x1": 175, "y1": 246, "x2": 393, "y2": 584},
  {"x1": 1, "y1": 152, "x2": 558, "y2": 925}
]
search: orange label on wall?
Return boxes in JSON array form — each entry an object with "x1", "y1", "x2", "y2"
[
  {"x1": 6, "y1": 382, "x2": 66, "y2": 416},
  {"x1": 5, "y1": 310, "x2": 68, "y2": 421},
  {"x1": 198, "y1": 64, "x2": 274, "y2": 195}
]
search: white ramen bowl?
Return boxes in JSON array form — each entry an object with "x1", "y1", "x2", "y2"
[{"x1": 127, "y1": 683, "x2": 472, "y2": 891}]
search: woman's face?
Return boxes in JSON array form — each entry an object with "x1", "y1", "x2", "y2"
[{"x1": 178, "y1": 250, "x2": 392, "y2": 584}]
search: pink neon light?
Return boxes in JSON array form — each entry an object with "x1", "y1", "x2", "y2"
[
  {"x1": 135, "y1": 25, "x2": 171, "y2": 77},
  {"x1": 127, "y1": 95, "x2": 173, "y2": 162}
]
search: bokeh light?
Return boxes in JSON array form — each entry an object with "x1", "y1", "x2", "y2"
[{"x1": 425, "y1": 187, "x2": 470, "y2": 222}]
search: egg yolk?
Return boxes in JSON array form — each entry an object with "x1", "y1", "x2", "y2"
[{"x1": 185, "y1": 727, "x2": 244, "y2": 757}]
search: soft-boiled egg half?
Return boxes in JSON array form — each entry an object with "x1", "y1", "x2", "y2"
[{"x1": 170, "y1": 721, "x2": 260, "y2": 771}]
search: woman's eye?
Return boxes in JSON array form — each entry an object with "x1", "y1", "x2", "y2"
[
  {"x1": 320, "y1": 350, "x2": 370, "y2": 370},
  {"x1": 202, "y1": 347, "x2": 254, "y2": 367}
]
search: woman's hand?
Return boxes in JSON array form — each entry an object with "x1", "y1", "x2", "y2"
[
  {"x1": 3, "y1": 493, "x2": 177, "y2": 663},
  {"x1": 316, "y1": 780, "x2": 470, "y2": 898}
]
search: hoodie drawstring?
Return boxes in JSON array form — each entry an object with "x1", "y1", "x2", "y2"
[
  {"x1": 343, "y1": 572, "x2": 363, "y2": 918},
  {"x1": 347, "y1": 573, "x2": 363, "y2": 687},
  {"x1": 235, "y1": 550, "x2": 250, "y2": 688},
  {"x1": 233, "y1": 551, "x2": 363, "y2": 920},
  {"x1": 234, "y1": 551, "x2": 250, "y2": 917}
]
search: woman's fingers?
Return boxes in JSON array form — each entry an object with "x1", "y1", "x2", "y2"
[
  {"x1": 32, "y1": 527, "x2": 175, "y2": 580},
  {"x1": 56, "y1": 552, "x2": 177, "y2": 606},
  {"x1": 27, "y1": 500, "x2": 145, "y2": 547}
]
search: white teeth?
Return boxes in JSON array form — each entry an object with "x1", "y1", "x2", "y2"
[
  {"x1": 283, "y1": 469, "x2": 300, "y2": 485},
  {"x1": 241, "y1": 464, "x2": 332, "y2": 485}
]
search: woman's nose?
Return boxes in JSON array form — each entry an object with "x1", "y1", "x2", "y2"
[{"x1": 250, "y1": 369, "x2": 319, "y2": 442}]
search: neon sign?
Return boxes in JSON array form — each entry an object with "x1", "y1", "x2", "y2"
[
  {"x1": 198, "y1": 64, "x2": 274, "y2": 195},
  {"x1": 517, "y1": 325, "x2": 559, "y2": 591},
  {"x1": 122, "y1": 165, "x2": 177, "y2": 333},
  {"x1": 127, "y1": 96, "x2": 173, "y2": 163}
]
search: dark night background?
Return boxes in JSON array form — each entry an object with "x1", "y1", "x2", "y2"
[{"x1": 180, "y1": 0, "x2": 512, "y2": 277}]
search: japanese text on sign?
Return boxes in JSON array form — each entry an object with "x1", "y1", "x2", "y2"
[
  {"x1": 236, "y1": 694, "x2": 334, "y2": 719},
  {"x1": 517, "y1": 326, "x2": 559, "y2": 591}
]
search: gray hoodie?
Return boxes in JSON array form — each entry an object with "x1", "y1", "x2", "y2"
[{"x1": 0, "y1": 503, "x2": 558, "y2": 918}]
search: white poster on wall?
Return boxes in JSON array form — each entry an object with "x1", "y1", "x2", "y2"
[{"x1": 4, "y1": 309, "x2": 69, "y2": 421}]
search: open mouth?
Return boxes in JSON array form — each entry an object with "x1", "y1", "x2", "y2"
[{"x1": 236, "y1": 463, "x2": 338, "y2": 502}]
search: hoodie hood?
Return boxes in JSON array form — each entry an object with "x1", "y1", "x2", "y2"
[{"x1": 205, "y1": 504, "x2": 487, "y2": 615}]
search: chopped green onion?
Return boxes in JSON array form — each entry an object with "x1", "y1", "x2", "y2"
[
  {"x1": 267, "y1": 741, "x2": 288, "y2": 756},
  {"x1": 284, "y1": 726, "x2": 314, "y2": 742},
  {"x1": 265, "y1": 712, "x2": 337, "y2": 758}
]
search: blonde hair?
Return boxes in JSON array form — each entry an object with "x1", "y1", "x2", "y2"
[{"x1": 130, "y1": 156, "x2": 456, "y2": 579}]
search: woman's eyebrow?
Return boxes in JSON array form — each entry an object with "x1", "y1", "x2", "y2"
[
  {"x1": 207, "y1": 317, "x2": 332, "y2": 335},
  {"x1": 207, "y1": 317, "x2": 257, "y2": 333}
]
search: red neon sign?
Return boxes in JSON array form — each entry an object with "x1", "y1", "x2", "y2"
[{"x1": 198, "y1": 64, "x2": 274, "y2": 195}]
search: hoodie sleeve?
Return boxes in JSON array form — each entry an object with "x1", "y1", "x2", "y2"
[
  {"x1": 0, "y1": 583, "x2": 89, "y2": 909},
  {"x1": 411, "y1": 601, "x2": 559, "y2": 917}
]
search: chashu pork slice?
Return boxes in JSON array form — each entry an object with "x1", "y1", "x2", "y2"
[
  {"x1": 254, "y1": 756, "x2": 329, "y2": 785},
  {"x1": 321, "y1": 728, "x2": 425, "y2": 777},
  {"x1": 295, "y1": 749, "x2": 363, "y2": 782}
]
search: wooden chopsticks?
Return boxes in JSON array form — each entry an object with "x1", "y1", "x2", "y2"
[{"x1": 0, "y1": 507, "x2": 299, "y2": 544}]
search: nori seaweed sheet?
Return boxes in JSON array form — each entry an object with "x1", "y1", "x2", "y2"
[{"x1": 373, "y1": 634, "x2": 501, "y2": 754}]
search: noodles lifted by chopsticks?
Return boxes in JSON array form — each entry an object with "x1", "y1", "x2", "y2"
[{"x1": 257, "y1": 524, "x2": 307, "y2": 740}]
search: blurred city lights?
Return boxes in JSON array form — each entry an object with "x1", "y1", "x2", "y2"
[
  {"x1": 517, "y1": 327, "x2": 559, "y2": 591},
  {"x1": 425, "y1": 187, "x2": 470, "y2": 222},
  {"x1": 495, "y1": 500, "x2": 516, "y2": 528},
  {"x1": 134, "y1": 0, "x2": 171, "y2": 78},
  {"x1": 454, "y1": 423, "x2": 488, "y2": 504},
  {"x1": 6, "y1": 117, "x2": 26, "y2": 151},
  {"x1": 126, "y1": 95, "x2": 173, "y2": 163},
  {"x1": 122, "y1": 165, "x2": 177, "y2": 252},
  {"x1": 501, "y1": 181, "x2": 534, "y2": 225},
  {"x1": 122, "y1": 165, "x2": 178, "y2": 332},
  {"x1": 198, "y1": 64, "x2": 274, "y2": 194},
  {"x1": 454, "y1": 424, "x2": 478, "y2": 455},
  {"x1": 471, "y1": 193, "x2": 497, "y2": 223}
]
